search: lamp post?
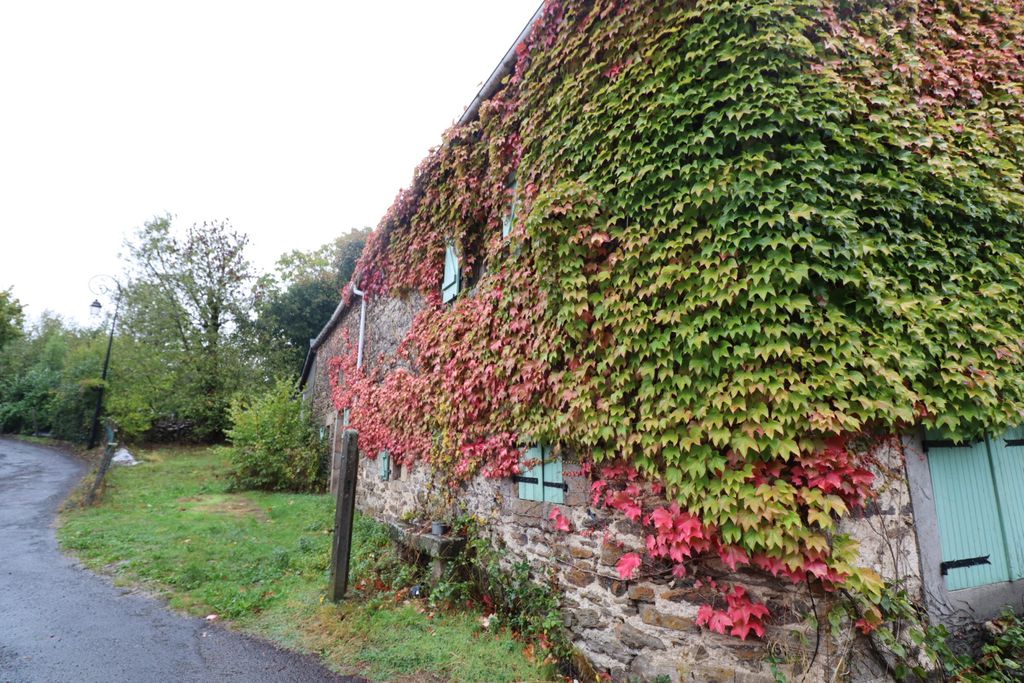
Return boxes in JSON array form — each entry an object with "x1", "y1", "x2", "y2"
[{"x1": 87, "y1": 275, "x2": 123, "y2": 449}]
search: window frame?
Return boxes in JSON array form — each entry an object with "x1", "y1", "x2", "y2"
[
  {"x1": 514, "y1": 443, "x2": 566, "y2": 504},
  {"x1": 502, "y1": 174, "x2": 518, "y2": 239},
  {"x1": 441, "y1": 242, "x2": 461, "y2": 303}
]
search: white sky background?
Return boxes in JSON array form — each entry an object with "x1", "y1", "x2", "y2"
[{"x1": 0, "y1": 0, "x2": 541, "y2": 326}]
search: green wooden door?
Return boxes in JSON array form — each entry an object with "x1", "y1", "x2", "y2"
[
  {"x1": 987, "y1": 426, "x2": 1024, "y2": 580},
  {"x1": 926, "y1": 434, "x2": 1011, "y2": 590}
]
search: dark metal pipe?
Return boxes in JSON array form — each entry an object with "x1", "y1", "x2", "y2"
[{"x1": 87, "y1": 284, "x2": 122, "y2": 449}]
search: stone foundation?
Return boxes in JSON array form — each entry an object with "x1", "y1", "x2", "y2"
[{"x1": 350, "y1": 439, "x2": 920, "y2": 682}]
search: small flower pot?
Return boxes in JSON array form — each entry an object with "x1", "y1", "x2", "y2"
[{"x1": 431, "y1": 521, "x2": 450, "y2": 536}]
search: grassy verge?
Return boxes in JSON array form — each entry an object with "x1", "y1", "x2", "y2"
[{"x1": 58, "y1": 446, "x2": 553, "y2": 682}]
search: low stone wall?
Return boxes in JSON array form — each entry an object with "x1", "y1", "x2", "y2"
[{"x1": 351, "y1": 438, "x2": 921, "y2": 682}]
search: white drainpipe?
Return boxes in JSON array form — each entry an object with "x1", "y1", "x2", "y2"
[
  {"x1": 351, "y1": 285, "x2": 366, "y2": 370},
  {"x1": 332, "y1": 282, "x2": 366, "y2": 495}
]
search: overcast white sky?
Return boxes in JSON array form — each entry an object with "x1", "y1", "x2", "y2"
[{"x1": 0, "y1": 0, "x2": 540, "y2": 325}]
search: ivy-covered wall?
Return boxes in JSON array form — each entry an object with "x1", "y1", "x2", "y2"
[{"x1": 314, "y1": 0, "x2": 1024, "y2": 678}]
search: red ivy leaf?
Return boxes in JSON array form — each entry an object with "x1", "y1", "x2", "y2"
[
  {"x1": 708, "y1": 611, "x2": 733, "y2": 634},
  {"x1": 718, "y1": 544, "x2": 751, "y2": 571},
  {"x1": 549, "y1": 506, "x2": 573, "y2": 532},
  {"x1": 730, "y1": 620, "x2": 764, "y2": 640},
  {"x1": 616, "y1": 552, "x2": 642, "y2": 580}
]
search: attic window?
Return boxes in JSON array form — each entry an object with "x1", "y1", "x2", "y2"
[
  {"x1": 502, "y1": 173, "x2": 518, "y2": 239},
  {"x1": 441, "y1": 242, "x2": 461, "y2": 303},
  {"x1": 514, "y1": 444, "x2": 565, "y2": 504}
]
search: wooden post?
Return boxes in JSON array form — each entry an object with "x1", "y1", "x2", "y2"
[
  {"x1": 84, "y1": 423, "x2": 118, "y2": 506},
  {"x1": 329, "y1": 411, "x2": 341, "y2": 495},
  {"x1": 329, "y1": 429, "x2": 359, "y2": 601}
]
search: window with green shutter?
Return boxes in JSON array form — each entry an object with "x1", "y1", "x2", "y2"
[
  {"x1": 514, "y1": 444, "x2": 566, "y2": 503},
  {"x1": 926, "y1": 427, "x2": 1024, "y2": 590},
  {"x1": 379, "y1": 450, "x2": 391, "y2": 481},
  {"x1": 442, "y1": 243, "x2": 460, "y2": 303},
  {"x1": 542, "y1": 455, "x2": 565, "y2": 504},
  {"x1": 502, "y1": 174, "x2": 518, "y2": 239}
]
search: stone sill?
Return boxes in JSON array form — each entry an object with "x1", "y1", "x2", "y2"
[{"x1": 386, "y1": 521, "x2": 467, "y2": 560}]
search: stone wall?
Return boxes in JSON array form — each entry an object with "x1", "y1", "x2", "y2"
[
  {"x1": 308, "y1": 293, "x2": 926, "y2": 682},
  {"x1": 305, "y1": 302, "x2": 359, "y2": 434},
  {"x1": 353, "y1": 442, "x2": 921, "y2": 681},
  {"x1": 305, "y1": 294, "x2": 422, "y2": 439}
]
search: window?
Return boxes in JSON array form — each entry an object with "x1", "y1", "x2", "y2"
[
  {"x1": 502, "y1": 174, "x2": 518, "y2": 239},
  {"x1": 379, "y1": 450, "x2": 391, "y2": 481},
  {"x1": 342, "y1": 408, "x2": 350, "y2": 427},
  {"x1": 926, "y1": 426, "x2": 1024, "y2": 590},
  {"x1": 514, "y1": 444, "x2": 565, "y2": 504},
  {"x1": 442, "y1": 242, "x2": 461, "y2": 303}
]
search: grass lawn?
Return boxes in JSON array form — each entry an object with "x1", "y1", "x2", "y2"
[{"x1": 58, "y1": 446, "x2": 553, "y2": 682}]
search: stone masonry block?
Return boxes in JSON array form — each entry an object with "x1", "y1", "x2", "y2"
[
  {"x1": 640, "y1": 605, "x2": 696, "y2": 632},
  {"x1": 616, "y1": 622, "x2": 666, "y2": 651}
]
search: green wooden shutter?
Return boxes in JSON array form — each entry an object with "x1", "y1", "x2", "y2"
[
  {"x1": 541, "y1": 445, "x2": 564, "y2": 504},
  {"x1": 379, "y1": 450, "x2": 391, "y2": 481},
  {"x1": 342, "y1": 408, "x2": 350, "y2": 427},
  {"x1": 986, "y1": 426, "x2": 1024, "y2": 579},
  {"x1": 518, "y1": 445, "x2": 544, "y2": 501},
  {"x1": 926, "y1": 433, "x2": 1011, "y2": 590},
  {"x1": 442, "y1": 243, "x2": 460, "y2": 303}
]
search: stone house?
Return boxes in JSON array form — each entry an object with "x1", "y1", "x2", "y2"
[{"x1": 301, "y1": 1, "x2": 1024, "y2": 680}]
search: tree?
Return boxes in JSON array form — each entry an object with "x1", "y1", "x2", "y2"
[
  {"x1": 252, "y1": 228, "x2": 370, "y2": 376},
  {"x1": 0, "y1": 314, "x2": 102, "y2": 440},
  {"x1": 274, "y1": 228, "x2": 369, "y2": 289},
  {"x1": 118, "y1": 215, "x2": 257, "y2": 441},
  {"x1": 0, "y1": 288, "x2": 24, "y2": 350}
]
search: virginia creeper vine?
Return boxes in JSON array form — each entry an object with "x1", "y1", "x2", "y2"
[{"x1": 330, "y1": 0, "x2": 1024, "y2": 644}]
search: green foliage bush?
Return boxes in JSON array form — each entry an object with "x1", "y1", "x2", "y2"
[
  {"x1": 0, "y1": 315, "x2": 103, "y2": 441},
  {"x1": 950, "y1": 610, "x2": 1024, "y2": 682},
  {"x1": 225, "y1": 379, "x2": 325, "y2": 492},
  {"x1": 427, "y1": 526, "x2": 568, "y2": 662}
]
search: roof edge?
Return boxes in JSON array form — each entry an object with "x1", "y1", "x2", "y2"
[
  {"x1": 299, "y1": 296, "x2": 353, "y2": 388},
  {"x1": 457, "y1": 3, "x2": 544, "y2": 127},
  {"x1": 301, "y1": 3, "x2": 544, "y2": 389}
]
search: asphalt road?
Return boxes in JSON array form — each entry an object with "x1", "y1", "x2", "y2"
[{"x1": 0, "y1": 438, "x2": 357, "y2": 683}]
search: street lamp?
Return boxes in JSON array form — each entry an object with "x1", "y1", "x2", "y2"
[{"x1": 87, "y1": 276, "x2": 123, "y2": 449}]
